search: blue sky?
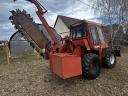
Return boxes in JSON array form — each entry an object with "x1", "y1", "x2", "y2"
[{"x1": 0, "y1": 0, "x2": 97, "y2": 41}]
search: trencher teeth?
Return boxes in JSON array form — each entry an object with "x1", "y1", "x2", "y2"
[
  {"x1": 22, "y1": 9, "x2": 26, "y2": 14},
  {"x1": 16, "y1": 9, "x2": 21, "y2": 13},
  {"x1": 27, "y1": 14, "x2": 31, "y2": 18},
  {"x1": 9, "y1": 16, "x2": 13, "y2": 20},
  {"x1": 14, "y1": 26, "x2": 18, "y2": 29},
  {"x1": 9, "y1": 9, "x2": 37, "y2": 36},
  {"x1": 11, "y1": 21, "x2": 15, "y2": 25},
  {"x1": 10, "y1": 10, "x2": 16, "y2": 14}
]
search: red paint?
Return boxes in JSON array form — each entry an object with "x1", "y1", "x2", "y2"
[{"x1": 50, "y1": 53, "x2": 82, "y2": 79}]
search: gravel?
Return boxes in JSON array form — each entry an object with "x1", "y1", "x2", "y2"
[{"x1": 0, "y1": 50, "x2": 128, "y2": 96}]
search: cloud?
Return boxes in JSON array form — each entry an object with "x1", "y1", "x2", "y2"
[
  {"x1": 0, "y1": 0, "x2": 95, "y2": 40},
  {"x1": 43, "y1": 0, "x2": 94, "y2": 26}
]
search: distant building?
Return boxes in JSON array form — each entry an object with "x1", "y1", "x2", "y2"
[{"x1": 54, "y1": 15, "x2": 81, "y2": 38}]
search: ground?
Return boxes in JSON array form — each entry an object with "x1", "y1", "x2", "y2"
[
  {"x1": 0, "y1": 48, "x2": 128, "y2": 96},
  {"x1": 0, "y1": 47, "x2": 6, "y2": 64}
]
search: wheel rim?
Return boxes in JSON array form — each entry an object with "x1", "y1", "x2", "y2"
[{"x1": 109, "y1": 54, "x2": 115, "y2": 65}]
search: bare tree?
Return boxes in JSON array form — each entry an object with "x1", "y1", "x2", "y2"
[{"x1": 90, "y1": 0, "x2": 128, "y2": 46}]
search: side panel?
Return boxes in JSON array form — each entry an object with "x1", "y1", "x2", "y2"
[{"x1": 50, "y1": 53, "x2": 82, "y2": 79}]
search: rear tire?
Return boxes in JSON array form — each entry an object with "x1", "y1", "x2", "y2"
[
  {"x1": 103, "y1": 50, "x2": 116, "y2": 68},
  {"x1": 82, "y1": 53, "x2": 101, "y2": 80}
]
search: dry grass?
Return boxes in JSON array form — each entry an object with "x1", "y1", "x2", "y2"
[
  {"x1": 0, "y1": 48, "x2": 128, "y2": 96},
  {"x1": 0, "y1": 48, "x2": 7, "y2": 65}
]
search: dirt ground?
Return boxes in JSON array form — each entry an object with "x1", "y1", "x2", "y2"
[{"x1": 0, "y1": 49, "x2": 128, "y2": 96}]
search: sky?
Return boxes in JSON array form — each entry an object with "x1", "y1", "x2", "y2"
[{"x1": 0, "y1": 0, "x2": 98, "y2": 41}]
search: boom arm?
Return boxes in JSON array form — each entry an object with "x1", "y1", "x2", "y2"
[{"x1": 27, "y1": 0, "x2": 60, "y2": 50}]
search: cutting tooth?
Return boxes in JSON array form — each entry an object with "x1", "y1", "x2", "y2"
[
  {"x1": 10, "y1": 10, "x2": 16, "y2": 15},
  {"x1": 11, "y1": 21, "x2": 15, "y2": 25},
  {"x1": 27, "y1": 14, "x2": 31, "y2": 18},
  {"x1": 16, "y1": 9, "x2": 21, "y2": 13},
  {"x1": 22, "y1": 9, "x2": 26, "y2": 14},
  {"x1": 14, "y1": 26, "x2": 17, "y2": 29},
  {"x1": 11, "y1": 21, "x2": 18, "y2": 25},
  {"x1": 14, "y1": 25, "x2": 19, "y2": 29},
  {"x1": 9, "y1": 16, "x2": 13, "y2": 20}
]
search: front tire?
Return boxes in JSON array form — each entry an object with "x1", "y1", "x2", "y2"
[
  {"x1": 103, "y1": 50, "x2": 116, "y2": 68},
  {"x1": 82, "y1": 53, "x2": 101, "y2": 80}
]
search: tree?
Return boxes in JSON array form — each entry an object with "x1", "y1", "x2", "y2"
[{"x1": 90, "y1": 0, "x2": 128, "y2": 46}]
